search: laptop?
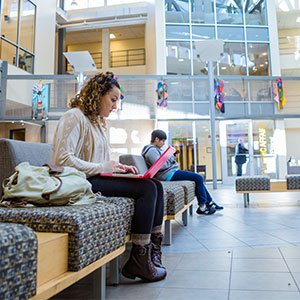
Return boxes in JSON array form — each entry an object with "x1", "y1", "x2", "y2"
[{"x1": 100, "y1": 146, "x2": 176, "y2": 179}]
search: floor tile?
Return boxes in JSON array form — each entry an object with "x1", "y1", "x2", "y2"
[
  {"x1": 163, "y1": 270, "x2": 230, "y2": 289},
  {"x1": 239, "y1": 236, "x2": 290, "y2": 247},
  {"x1": 200, "y1": 238, "x2": 248, "y2": 248},
  {"x1": 106, "y1": 285, "x2": 162, "y2": 300},
  {"x1": 157, "y1": 288, "x2": 228, "y2": 300},
  {"x1": 229, "y1": 290, "x2": 300, "y2": 300},
  {"x1": 286, "y1": 259, "x2": 300, "y2": 272},
  {"x1": 280, "y1": 246, "x2": 300, "y2": 258},
  {"x1": 233, "y1": 247, "x2": 282, "y2": 258},
  {"x1": 230, "y1": 271, "x2": 297, "y2": 291},
  {"x1": 162, "y1": 253, "x2": 184, "y2": 271},
  {"x1": 292, "y1": 272, "x2": 300, "y2": 287},
  {"x1": 175, "y1": 256, "x2": 231, "y2": 272},
  {"x1": 232, "y1": 258, "x2": 289, "y2": 272}
]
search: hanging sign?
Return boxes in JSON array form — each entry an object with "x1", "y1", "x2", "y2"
[
  {"x1": 214, "y1": 77, "x2": 225, "y2": 113},
  {"x1": 273, "y1": 78, "x2": 287, "y2": 110},
  {"x1": 32, "y1": 80, "x2": 49, "y2": 120},
  {"x1": 156, "y1": 81, "x2": 168, "y2": 107}
]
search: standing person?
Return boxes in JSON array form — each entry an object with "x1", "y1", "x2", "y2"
[
  {"x1": 235, "y1": 138, "x2": 248, "y2": 176},
  {"x1": 142, "y1": 130, "x2": 224, "y2": 216},
  {"x1": 51, "y1": 72, "x2": 167, "y2": 282}
]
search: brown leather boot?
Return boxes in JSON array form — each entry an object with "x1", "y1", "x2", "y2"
[
  {"x1": 122, "y1": 242, "x2": 167, "y2": 282},
  {"x1": 151, "y1": 232, "x2": 165, "y2": 269}
]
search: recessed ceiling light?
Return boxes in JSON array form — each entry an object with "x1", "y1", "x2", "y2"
[
  {"x1": 178, "y1": 58, "x2": 184, "y2": 62},
  {"x1": 297, "y1": 17, "x2": 300, "y2": 22},
  {"x1": 110, "y1": 33, "x2": 116, "y2": 39}
]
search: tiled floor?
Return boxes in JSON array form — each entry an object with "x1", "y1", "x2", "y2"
[{"x1": 52, "y1": 184, "x2": 300, "y2": 300}]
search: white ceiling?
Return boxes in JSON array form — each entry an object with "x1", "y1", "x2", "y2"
[
  {"x1": 66, "y1": 24, "x2": 145, "y2": 44},
  {"x1": 277, "y1": 10, "x2": 300, "y2": 30}
]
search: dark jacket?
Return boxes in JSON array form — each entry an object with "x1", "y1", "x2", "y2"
[{"x1": 235, "y1": 143, "x2": 248, "y2": 164}]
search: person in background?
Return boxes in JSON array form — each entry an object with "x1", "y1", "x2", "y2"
[
  {"x1": 142, "y1": 129, "x2": 224, "y2": 216},
  {"x1": 51, "y1": 72, "x2": 167, "y2": 282},
  {"x1": 235, "y1": 138, "x2": 248, "y2": 176}
]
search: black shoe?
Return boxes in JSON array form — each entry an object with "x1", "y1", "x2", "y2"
[
  {"x1": 196, "y1": 205, "x2": 216, "y2": 215},
  {"x1": 208, "y1": 201, "x2": 224, "y2": 210}
]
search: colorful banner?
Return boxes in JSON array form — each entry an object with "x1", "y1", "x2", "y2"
[
  {"x1": 156, "y1": 81, "x2": 168, "y2": 107},
  {"x1": 214, "y1": 77, "x2": 225, "y2": 113},
  {"x1": 273, "y1": 78, "x2": 287, "y2": 110},
  {"x1": 32, "y1": 80, "x2": 49, "y2": 120}
]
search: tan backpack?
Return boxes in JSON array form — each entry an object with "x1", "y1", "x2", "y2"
[{"x1": 1, "y1": 162, "x2": 96, "y2": 207}]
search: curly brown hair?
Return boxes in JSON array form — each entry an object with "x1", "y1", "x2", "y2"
[{"x1": 69, "y1": 72, "x2": 121, "y2": 126}]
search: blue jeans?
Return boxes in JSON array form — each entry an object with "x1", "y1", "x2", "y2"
[{"x1": 171, "y1": 170, "x2": 212, "y2": 206}]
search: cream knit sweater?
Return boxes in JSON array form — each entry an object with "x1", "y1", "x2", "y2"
[{"x1": 50, "y1": 108, "x2": 113, "y2": 177}]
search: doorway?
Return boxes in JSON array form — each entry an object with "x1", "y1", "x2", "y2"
[
  {"x1": 10, "y1": 129, "x2": 25, "y2": 141},
  {"x1": 220, "y1": 120, "x2": 253, "y2": 184}
]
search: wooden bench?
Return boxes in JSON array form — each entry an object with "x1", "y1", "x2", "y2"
[
  {"x1": 30, "y1": 232, "x2": 125, "y2": 300},
  {"x1": 236, "y1": 177, "x2": 300, "y2": 207}
]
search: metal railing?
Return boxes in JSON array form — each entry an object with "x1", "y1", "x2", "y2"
[
  {"x1": 66, "y1": 48, "x2": 146, "y2": 71},
  {"x1": 1, "y1": 60, "x2": 300, "y2": 121},
  {"x1": 110, "y1": 48, "x2": 145, "y2": 68}
]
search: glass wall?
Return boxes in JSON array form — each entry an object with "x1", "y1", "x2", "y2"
[
  {"x1": 0, "y1": 0, "x2": 36, "y2": 72},
  {"x1": 252, "y1": 120, "x2": 275, "y2": 178},
  {"x1": 166, "y1": 41, "x2": 191, "y2": 74},
  {"x1": 165, "y1": 0, "x2": 270, "y2": 76}
]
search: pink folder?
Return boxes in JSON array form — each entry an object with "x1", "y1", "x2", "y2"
[{"x1": 100, "y1": 146, "x2": 176, "y2": 179}]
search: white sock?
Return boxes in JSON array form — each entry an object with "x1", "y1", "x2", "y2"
[{"x1": 199, "y1": 204, "x2": 206, "y2": 212}]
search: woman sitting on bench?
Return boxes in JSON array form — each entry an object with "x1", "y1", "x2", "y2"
[
  {"x1": 51, "y1": 72, "x2": 167, "y2": 282},
  {"x1": 142, "y1": 130, "x2": 223, "y2": 215}
]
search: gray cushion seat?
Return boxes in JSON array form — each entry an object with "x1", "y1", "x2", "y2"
[
  {"x1": 235, "y1": 175, "x2": 270, "y2": 191},
  {"x1": 0, "y1": 197, "x2": 133, "y2": 271},
  {"x1": 161, "y1": 181, "x2": 185, "y2": 215},
  {"x1": 286, "y1": 175, "x2": 300, "y2": 190},
  {"x1": 175, "y1": 181, "x2": 195, "y2": 205},
  {"x1": 0, "y1": 223, "x2": 37, "y2": 299}
]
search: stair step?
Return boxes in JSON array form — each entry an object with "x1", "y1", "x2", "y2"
[{"x1": 36, "y1": 232, "x2": 68, "y2": 286}]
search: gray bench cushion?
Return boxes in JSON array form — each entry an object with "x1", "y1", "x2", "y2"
[
  {"x1": 175, "y1": 181, "x2": 195, "y2": 205},
  {"x1": 0, "y1": 223, "x2": 37, "y2": 299},
  {"x1": 0, "y1": 198, "x2": 133, "y2": 271},
  {"x1": 161, "y1": 182, "x2": 185, "y2": 215},
  {"x1": 287, "y1": 175, "x2": 300, "y2": 190},
  {"x1": 235, "y1": 175, "x2": 270, "y2": 191},
  {"x1": 98, "y1": 196, "x2": 135, "y2": 235},
  {"x1": 0, "y1": 139, "x2": 52, "y2": 197}
]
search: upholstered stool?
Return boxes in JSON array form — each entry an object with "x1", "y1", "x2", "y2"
[
  {"x1": 235, "y1": 175, "x2": 270, "y2": 207},
  {"x1": 287, "y1": 175, "x2": 300, "y2": 190}
]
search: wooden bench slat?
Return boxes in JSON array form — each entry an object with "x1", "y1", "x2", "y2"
[
  {"x1": 29, "y1": 245, "x2": 125, "y2": 300},
  {"x1": 36, "y1": 232, "x2": 68, "y2": 287}
]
